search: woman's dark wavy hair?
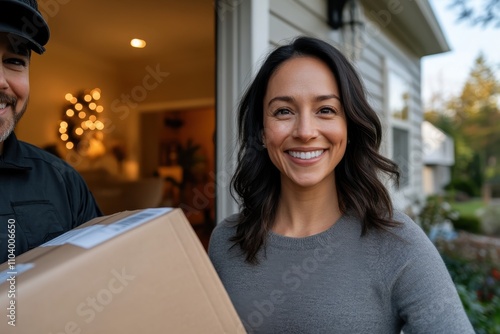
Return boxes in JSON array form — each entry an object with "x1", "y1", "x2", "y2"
[{"x1": 230, "y1": 36, "x2": 400, "y2": 264}]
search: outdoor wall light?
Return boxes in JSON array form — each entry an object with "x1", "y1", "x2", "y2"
[
  {"x1": 328, "y1": 0, "x2": 365, "y2": 60},
  {"x1": 328, "y1": 0, "x2": 363, "y2": 30}
]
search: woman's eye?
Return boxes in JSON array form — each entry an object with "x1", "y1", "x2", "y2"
[
  {"x1": 318, "y1": 107, "x2": 336, "y2": 114},
  {"x1": 275, "y1": 108, "x2": 291, "y2": 116}
]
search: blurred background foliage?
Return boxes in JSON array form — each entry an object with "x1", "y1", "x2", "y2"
[{"x1": 423, "y1": 44, "x2": 500, "y2": 332}]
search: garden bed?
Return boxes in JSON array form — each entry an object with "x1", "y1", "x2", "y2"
[
  {"x1": 437, "y1": 231, "x2": 500, "y2": 264},
  {"x1": 436, "y1": 233, "x2": 500, "y2": 333}
]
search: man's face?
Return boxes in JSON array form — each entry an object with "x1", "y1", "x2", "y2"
[{"x1": 0, "y1": 32, "x2": 30, "y2": 143}]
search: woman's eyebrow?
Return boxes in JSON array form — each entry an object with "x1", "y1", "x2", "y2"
[
  {"x1": 315, "y1": 94, "x2": 341, "y2": 102},
  {"x1": 267, "y1": 96, "x2": 295, "y2": 107},
  {"x1": 267, "y1": 94, "x2": 340, "y2": 106}
]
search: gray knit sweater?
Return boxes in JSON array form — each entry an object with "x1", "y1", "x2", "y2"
[{"x1": 208, "y1": 211, "x2": 474, "y2": 334}]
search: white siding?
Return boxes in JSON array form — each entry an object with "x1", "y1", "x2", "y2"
[
  {"x1": 270, "y1": 0, "x2": 340, "y2": 46},
  {"x1": 361, "y1": 26, "x2": 424, "y2": 209},
  {"x1": 268, "y1": 0, "x2": 425, "y2": 210}
]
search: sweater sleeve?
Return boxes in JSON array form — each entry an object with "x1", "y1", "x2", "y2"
[{"x1": 390, "y1": 219, "x2": 474, "y2": 333}]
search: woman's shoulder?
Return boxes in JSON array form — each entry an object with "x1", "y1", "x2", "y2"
[
  {"x1": 391, "y1": 209, "x2": 422, "y2": 232},
  {"x1": 389, "y1": 209, "x2": 430, "y2": 242},
  {"x1": 364, "y1": 209, "x2": 435, "y2": 257},
  {"x1": 208, "y1": 213, "x2": 240, "y2": 253},
  {"x1": 212, "y1": 213, "x2": 239, "y2": 234}
]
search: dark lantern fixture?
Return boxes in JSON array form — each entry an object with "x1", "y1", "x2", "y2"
[
  {"x1": 327, "y1": 0, "x2": 365, "y2": 60},
  {"x1": 328, "y1": 0, "x2": 364, "y2": 30}
]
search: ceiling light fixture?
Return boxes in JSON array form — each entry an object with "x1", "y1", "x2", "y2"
[{"x1": 130, "y1": 38, "x2": 147, "y2": 48}]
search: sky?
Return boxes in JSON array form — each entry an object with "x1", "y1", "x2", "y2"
[{"x1": 422, "y1": 0, "x2": 500, "y2": 107}]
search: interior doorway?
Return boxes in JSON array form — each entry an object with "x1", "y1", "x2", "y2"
[{"x1": 139, "y1": 105, "x2": 216, "y2": 247}]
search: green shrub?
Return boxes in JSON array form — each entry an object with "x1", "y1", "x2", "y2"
[
  {"x1": 452, "y1": 214, "x2": 482, "y2": 234},
  {"x1": 417, "y1": 195, "x2": 459, "y2": 234},
  {"x1": 446, "y1": 178, "x2": 480, "y2": 197},
  {"x1": 442, "y1": 255, "x2": 500, "y2": 333}
]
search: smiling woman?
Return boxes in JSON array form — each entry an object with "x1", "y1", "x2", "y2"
[
  {"x1": 208, "y1": 36, "x2": 474, "y2": 333},
  {"x1": 228, "y1": 36, "x2": 401, "y2": 255}
]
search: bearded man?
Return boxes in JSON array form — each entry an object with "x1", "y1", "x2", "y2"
[{"x1": 0, "y1": 0, "x2": 102, "y2": 263}]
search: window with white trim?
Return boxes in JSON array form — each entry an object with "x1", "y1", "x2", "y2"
[{"x1": 388, "y1": 70, "x2": 411, "y2": 188}]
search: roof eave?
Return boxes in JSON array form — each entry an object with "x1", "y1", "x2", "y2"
[{"x1": 361, "y1": 0, "x2": 451, "y2": 57}]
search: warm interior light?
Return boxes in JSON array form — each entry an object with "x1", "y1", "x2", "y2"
[
  {"x1": 130, "y1": 38, "x2": 146, "y2": 48},
  {"x1": 91, "y1": 89, "x2": 101, "y2": 100},
  {"x1": 95, "y1": 121, "x2": 104, "y2": 130},
  {"x1": 61, "y1": 88, "x2": 105, "y2": 152}
]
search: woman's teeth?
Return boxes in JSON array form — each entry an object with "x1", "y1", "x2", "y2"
[{"x1": 288, "y1": 150, "x2": 324, "y2": 160}]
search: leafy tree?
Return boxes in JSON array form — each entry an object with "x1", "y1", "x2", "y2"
[
  {"x1": 451, "y1": 55, "x2": 500, "y2": 181},
  {"x1": 426, "y1": 54, "x2": 500, "y2": 195},
  {"x1": 449, "y1": 0, "x2": 500, "y2": 28}
]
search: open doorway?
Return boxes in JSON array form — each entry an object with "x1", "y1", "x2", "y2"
[
  {"x1": 19, "y1": 0, "x2": 216, "y2": 247},
  {"x1": 139, "y1": 105, "x2": 216, "y2": 248}
]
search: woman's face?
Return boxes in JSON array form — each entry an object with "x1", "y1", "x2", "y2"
[{"x1": 262, "y1": 56, "x2": 347, "y2": 190}]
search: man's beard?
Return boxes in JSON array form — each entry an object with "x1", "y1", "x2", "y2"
[{"x1": 0, "y1": 94, "x2": 28, "y2": 143}]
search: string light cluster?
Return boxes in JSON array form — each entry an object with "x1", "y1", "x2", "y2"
[{"x1": 58, "y1": 88, "x2": 105, "y2": 151}]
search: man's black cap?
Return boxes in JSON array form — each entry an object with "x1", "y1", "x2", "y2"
[{"x1": 0, "y1": 0, "x2": 50, "y2": 54}]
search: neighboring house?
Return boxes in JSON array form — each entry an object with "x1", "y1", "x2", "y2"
[
  {"x1": 216, "y1": 0, "x2": 450, "y2": 220},
  {"x1": 422, "y1": 121, "x2": 455, "y2": 195}
]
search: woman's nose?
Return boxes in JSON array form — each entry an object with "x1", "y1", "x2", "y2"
[{"x1": 292, "y1": 113, "x2": 318, "y2": 142}]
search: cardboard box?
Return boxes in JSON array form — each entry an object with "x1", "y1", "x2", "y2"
[{"x1": 0, "y1": 208, "x2": 245, "y2": 333}]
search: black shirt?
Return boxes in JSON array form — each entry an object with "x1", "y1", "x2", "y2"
[{"x1": 0, "y1": 133, "x2": 102, "y2": 263}]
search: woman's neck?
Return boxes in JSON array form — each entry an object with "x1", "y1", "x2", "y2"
[{"x1": 272, "y1": 179, "x2": 342, "y2": 237}]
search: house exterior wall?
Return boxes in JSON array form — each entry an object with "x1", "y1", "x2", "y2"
[
  {"x1": 422, "y1": 121, "x2": 455, "y2": 166},
  {"x1": 422, "y1": 121, "x2": 455, "y2": 195},
  {"x1": 423, "y1": 165, "x2": 452, "y2": 195}
]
